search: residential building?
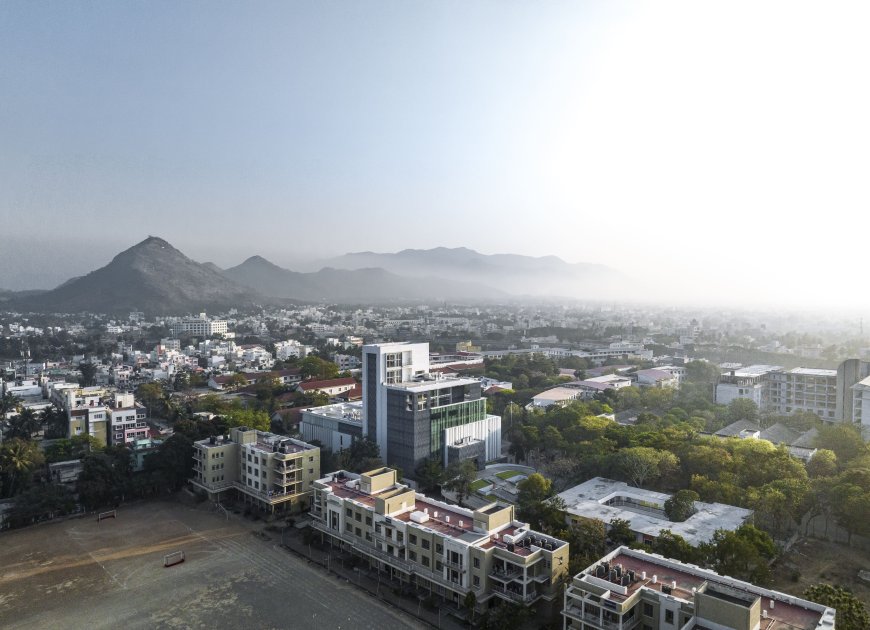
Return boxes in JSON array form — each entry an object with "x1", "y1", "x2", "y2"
[
  {"x1": 107, "y1": 392, "x2": 148, "y2": 445},
  {"x1": 710, "y1": 420, "x2": 819, "y2": 462},
  {"x1": 557, "y1": 478, "x2": 752, "y2": 547},
  {"x1": 190, "y1": 427, "x2": 320, "y2": 514},
  {"x1": 312, "y1": 467, "x2": 569, "y2": 614},
  {"x1": 296, "y1": 377, "x2": 357, "y2": 398},
  {"x1": 836, "y1": 359, "x2": 870, "y2": 423},
  {"x1": 169, "y1": 313, "x2": 228, "y2": 338},
  {"x1": 766, "y1": 368, "x2": 838, "y2": 420},
  {"x1": 275, "y1": 339, "x2": 313, "y2": 360},
  {"x1": 563, "y1": 547, "x2": 835, "y2": 630},
  {"x1": 207, "y1": 368, "x2": 302, "y2": 391},
  {"x1": 362, "y1": 342, "x2": 501, "y2": 474},
  {"x1": 715, "y1": 365, "x2": 782, "y2": 407}
]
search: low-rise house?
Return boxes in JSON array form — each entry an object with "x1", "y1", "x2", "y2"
[
  {"x1": 557, "y1": 478, "x2": 753, "y2": 547},
  {"x1": 295, "y1": 377, "x2": 357, "y2": 398}
]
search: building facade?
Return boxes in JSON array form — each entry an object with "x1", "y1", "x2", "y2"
[
  {"x1": 190, "y1": 427, "x2": 320, "y2": 514},
  {"x1": 362, "y1": 342, "x2": 501, "y2": 474},
  {"x1": 312, "y1": 467, "x2": 569, "y2": 613},
  {"x1": 169, "y1": 313, "x2": 228, "y2": 338},
  {"x1": 563, "y1": 547, "x2": 835, "y2": 630}
]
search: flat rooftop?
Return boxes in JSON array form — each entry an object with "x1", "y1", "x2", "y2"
[
  {"x1": 727, "y1": 365, "x2": 783, "y2": 377},
  {"x1": 789, "y1": 367, "x2": 837, "y2": 377},
  {"x1": 577, "y1": 548, "x2": 833, "y2": 630},
  {"x1": 302, "y1": 401, "x2": 363, "y2": 424},
  {"x1": 557, "y1": 478, "x2": 752, "y2": 546},
  {"x1": 386, "y1": 375, "x2": 480, "y2": 392}
]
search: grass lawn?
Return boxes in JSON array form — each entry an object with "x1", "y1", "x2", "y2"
[
  {"x1": 470, "y1": 479, "x2": 489, "y2": 492},
  {"x1": 495, "y1": 470, "x2": 523, "y2": 480}
]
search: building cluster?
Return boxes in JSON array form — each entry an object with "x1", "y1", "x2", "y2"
[
  {"x1": 302, "y1": 342, "x2": 502, "y2": 473},
  {"x1": 715, "y1": 359, "x2": 870, "y2": 425}
]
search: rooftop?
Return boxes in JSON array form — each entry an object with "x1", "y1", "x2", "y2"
[
  {"x1": 788, "y1": 367, "x2": 837, "y2": 377},
  {"x1": 573, "y1": 548, "x2": 834, "y2": 630},
  {"x1": 386, "y1": 374, "x2": 480, "y2": 392},
  {"x1": 557, "y1": 478, "x2": 753, "y2": 546},
  {"x1": 302, "y1": 401, "x2": 363, "y2": 424}
]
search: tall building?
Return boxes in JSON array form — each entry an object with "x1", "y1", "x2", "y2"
[
  {"x1": 190, "y1": 427, "x2": 320, "y2": 514},
  {"x1": 107, "y1": 392, "x2": 148, "y2": 445},
  {"x1": 312, "y1": 467, "x2": 569, "y2": 614},
  {"x1": 361, "y1": 342, "x2": 501, "y2": 474},
  {"x1": 766, "y1": 368, "x2": 838, "y2": 420},
  {"x1": 837, "y1": 359, "x2": 870, "y2": 423},
  {"x1": 563, "y1": 547, "x2": 836, "y2": 630}
]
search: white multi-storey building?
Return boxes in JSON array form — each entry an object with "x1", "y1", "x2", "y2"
[{"x1": 169, "y1": 313, "x2": 228, "y2": 338}]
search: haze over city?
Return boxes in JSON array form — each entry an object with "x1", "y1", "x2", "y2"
[{"x1": 2, "y1": 0, "x2": 869, "y2": 309}]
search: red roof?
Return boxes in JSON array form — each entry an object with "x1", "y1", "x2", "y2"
[
  {"x1": 298, "y1": 377, "x2": 357, "y2": 392},
  {"x1": 337, "y1": 384, "x2": 363, "y2": 401}
]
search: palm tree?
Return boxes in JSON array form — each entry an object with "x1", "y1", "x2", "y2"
[
  {"x1": 0, "y1": 391, "x2": 20, "y2": 417},
  {"x1": 0, "y1": 438, "x2": 45, "y2": 497},
  {"x1": 6, "y1": 408, "x2": 40, "y2": 440}
]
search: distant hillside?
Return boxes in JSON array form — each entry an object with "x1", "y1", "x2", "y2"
[
  {"x1": 13, "y1": 237, "x2": 260, "y2": 315},
  {"x1": 223, "y1": 255, "x2": 504, "y2": 302},
  {"x1": 318, "y1": 247, "x2": 630, "y2": 299}
]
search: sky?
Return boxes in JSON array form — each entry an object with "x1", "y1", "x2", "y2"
[{"x1": 1, "y1": 1, "x2": 869, "y2": 308}]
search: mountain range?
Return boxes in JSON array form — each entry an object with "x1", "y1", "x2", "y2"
[{"x1": 2, "y1": 237, "x2": 626, "y2": 314}]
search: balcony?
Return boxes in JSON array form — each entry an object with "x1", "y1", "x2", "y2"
[
  {"x1": 274, "y1": 476, "x2": 300, "y2": 487},
  {"x1": 274, "y1": 463, "x2": 302, "y2": 474},
  {"x1": 442, "y1": 557, "x2": 466, "y2": 571},
  {"x1": 490, "y1": 566, "x2": 524, "y2": 581},
  {"x1": 492, "y1": 584, "x2": 537, "y2": 604}
]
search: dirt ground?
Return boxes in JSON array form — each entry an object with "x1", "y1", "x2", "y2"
[
  {"x1": 770, "y1": 537, "x2": 870, "y2": 607},
  {"x1": 0, "y1": 498, "x2": 418, "y2": 629}
]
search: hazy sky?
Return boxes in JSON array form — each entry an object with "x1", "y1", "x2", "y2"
[{"x1": 2, "y1": 1, "x2": 868, "y2": 308}]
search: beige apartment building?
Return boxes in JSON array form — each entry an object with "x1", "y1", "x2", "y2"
[
  {"x1": 311, "y1": 467, "x2": 569, "y2": 615},
  {"x1": 190, "y1": 427, "x2": 320, "y2": 514},
  {"x1": 563, "y1": 547, "x2": 835, "y2": 630}
]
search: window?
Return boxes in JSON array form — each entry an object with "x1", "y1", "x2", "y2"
[
  {"x1": 355, "y1": 527, "x2": 361, "y2": 537},
  {"x1": 346, "y1": 507, "x2": 352, "y2": 517},
  {"x1": 422, "y1": 556, "x2": 430, "y2": 567},
  {"x1": 309, "y1": 468, "x2": 314, "y2": 474},
  {"x1": 397, "y1": 532, "x2": 403, "y2": 543},
  {"x1": 473, "y1": 558, "x2": 480, "y2": 569},
  {"x1": 309, "y1": 456, "x2": 314, "y2": 462},
  {"x1": 665, "y1": 610, "x2": 674, "y2": 625},
  {"x1": 436, "y1": 561, "x2": 442, "y2": 571},
  {"x1": 435, "y1": 543, "x2": 443, "y2": 554},
  {"x1": 473, "y1": 576, "x2": 480, "y2": 587},
  {"x1": 355, "y1": 512, "x2": 361, "y2": 522},
  {"x1": 643, "y1": 603, "x2": 654, "y2": 618},
  {"x1": 409, "y1": 550, "x2": 417, "y2": 561},
  {"x1": 366, "y1": 533, "x2": 372, "y2": 542},
  {"x1": 366, "y1": 516, "x2": 372, "y2": 526},
  {"x1": 409, "y1": 534, "x2": 417, "y2": 545},
  {"x1": 422, "y1": 539, "x2": 430, "y2": 550},
  {"x1": 346, "y1": 523, "x2": 352, "y2": 532}
]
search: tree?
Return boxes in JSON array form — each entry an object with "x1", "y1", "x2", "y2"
[
  {"x1": 5, "y1": 408, "x2": 41, "y2": 440},
  {"x1": 706, "y1": 525, "x2": 775, "y2": 586},
  {"x1": 300, "y1": 356, "x2": 339, "y2": 380},
  {"x1": 41, "y1": 406, "x2": 68, "y2": 439},
  {"x1": 664, "y1": 489, "x2": 699, "y2": 522},
  {"x1": 414, "y1": 458, "x2": 444, "y2": 494},
  {"x1": 463, "y1": 591, "x2": 477, "y2": 622},
  {"x1": 339, "y1": 438, "x2": 382, "y2": 473},
  {"x1": 0, "y1": 438, "x2": 45, "y2": 497},
  {"x1": 226, "y1": 373, "x2": 249, "y2": 391},
  {"x1": 806, "y1": 449, "x2": 838, "y2": 478},
  {"x1": 144, "y1": 434, "x2": 194, "y2": 490},
  {"x1": 221, "y1": 408, "x2": 271, "y2": 432},
  {"x1": 614, "y1": 447, "x2": 679, "y2": 488},
  {"x1": 0, "y1": 391, "x2": 20, "y2": 417},
  {"x1": 516, "y1": 473, "x2": 566, "y2": 533},
  {"x1": 727, "y1": 398, "x2": 759, "y2": 423},
  {"x1": 136, "y1": 381, "x2": 166, "y2": 418},
  {"x1": 608, "y1": 518, "x2": 635, "y2": 547},
  {"x1": 816, "y1": 424, "x2": 868, "y2": 464},
  {"x1": 651, "y1": 530, "x2": 698, "y2": 564},
  {"x1": 78, "y1": 361, "x2": 98, "y2": 387},
  {"x1": 803, "y1": 584, "x2": 869, "y2": 630},
  {"x1": 564, "y1": 519, "x2": 607, "y2": 574},
  {"x1": 444, "y1": 460, "x2": 478, "y2": 507},
  {"x1": 6, "y1": 483, "x2": 76, "y2": 528}
]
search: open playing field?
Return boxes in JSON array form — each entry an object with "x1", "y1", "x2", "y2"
[{"x1": 0, "y1": 499, "x2": 418, "y2": 629}]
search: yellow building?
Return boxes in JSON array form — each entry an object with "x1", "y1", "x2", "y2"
[
  {"x1": 190, "y1": 427, "x2": 320, "y2": 514},
  {"x1": 312, "y1": 467, "x2": 569, "y2": 615},
  {"x1": 563, "y1": 547, "x2": 835, "y2": 630}
]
